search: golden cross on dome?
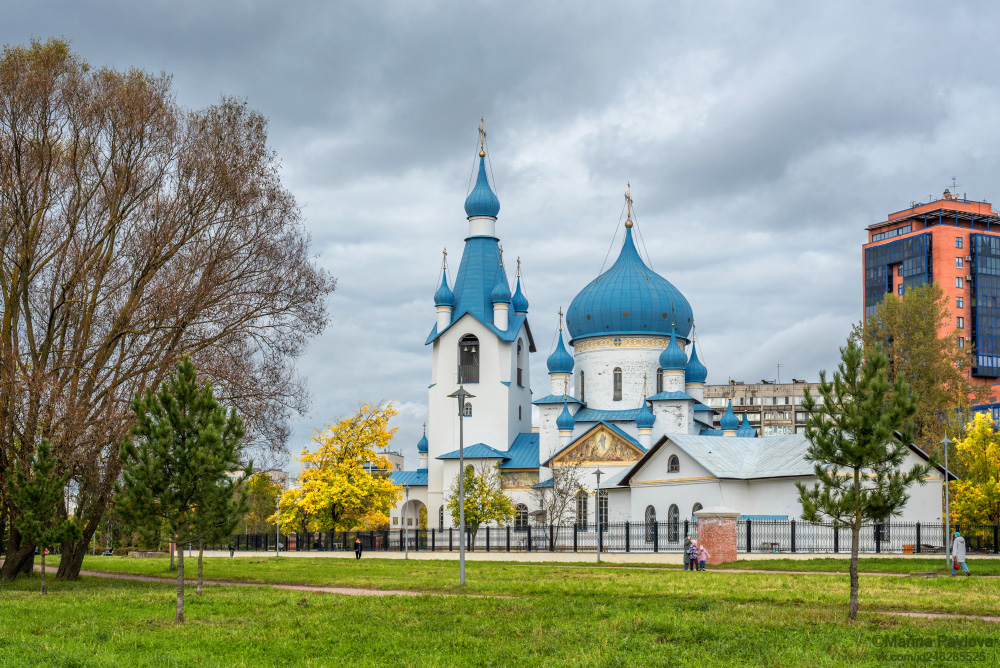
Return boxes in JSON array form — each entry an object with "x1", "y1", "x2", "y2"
[
  {"x1": 516, "y1": 256, "x2": 521, "y2": 277},
  {"x1": 643, "y1": 372, "x2": 648, "y2": 397},
  {"x1": 558, "y1": 306, "x2": 564, "y2": 331},
  {"x1": 625, "y1": 183, "x2": 634, "y2": 229},
  {"x1": 422, "y1": 422, "x2": 426, "y2": 434},
  {"x1": 442, "y1": 247, "x2": 448, "y2": 269},
  {"x1": 478, "y1": 118, "x2": 487, "y2": 157},
  {"x1": 563, "y1": 377, "x2": 569, "y2": 398},
  {"x1": 498, "y1": 243, "x2": 504, "y2": 267}
]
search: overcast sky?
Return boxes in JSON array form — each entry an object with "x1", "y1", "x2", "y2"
[{"x1": 8, "y1": 1, "x2": 1000, "y2": 471}]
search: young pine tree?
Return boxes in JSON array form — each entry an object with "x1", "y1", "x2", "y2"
[
  {"x1": 116, "y1": 357, "x2": 246, "y2": 623},
  {"x1": 797, "y1": 339, "x2": 933, "y2": 620},
  {"x1": 8, "y1": 439, "x2": 81, "y2": 594}
]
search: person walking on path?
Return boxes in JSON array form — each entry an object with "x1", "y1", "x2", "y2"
[
  {"x1": 951, "y1": 531, "x2": 970, "y2": 576},
  {"x1": 688, "y1": 538, "x2": 699, "y2": 572},
  {"x1": 683, "y1": 536, "x2": 693, "y2": 571},
  {"x1": 354, "y1": 537, "x2": 363, "y2": 560},
  {"x1": 697, "y1": 544, "x2": 710, "y2": 571}
]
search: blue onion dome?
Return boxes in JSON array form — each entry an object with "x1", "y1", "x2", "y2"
[
  {"x1": 636, "y1": 398, "x2": 655, "y2": 429},
  {"x1": 547, "y1": 331, "x2": 574, "y2": 375},
  {"x1": 464, "y1": 155, "x2": 500, "y2": 218},
  {"x1": 556, "y1": 398, "x2": 576, "y2": 431},
  {"x1": 490, "y1": 266, "x2": 511, "y2": 304},
  {"x1": 417, "y1": 432, "x2": 429, "y2": 454},
  {"x1": 685, "y1": 341, "x2": 708, "y2": 384},
  {"x1": 720, "y1": 400, "x2": 739, "y2": 431},
  {"x1": 434, "y1": 271, "x2": 455, "y2": 307},
  {"x1": 566, "y1": 227, "x2": 693, "y2": 342},
  {"x1": 512, "y1": 276, "x2": 529, "y2": 314},
  {"x1": 659, "y1": 328, "x2": 686, "y2": 370}
]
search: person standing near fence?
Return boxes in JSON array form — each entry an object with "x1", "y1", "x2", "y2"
[
  {"x1": 688, "y1": 537, "x2": 699, "y2": 572},
  {"x1": 354, "y1": 537, "x2": 363, "y2": 560},
  {"x1": 951, "y1": 531, "x2": 970, "y2": 576},
  {"x1": 683, "y1": 535, "x2": 692, "y2": 571},
  {"x1": 697, "y1": 543, "x2": 710, "y2": 571}
]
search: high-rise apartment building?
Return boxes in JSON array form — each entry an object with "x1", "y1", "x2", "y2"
[
  {"x1": 863, "y1": 189, "x2": 1000, "y2": 418},
  {"x1": 703, "y1": 380, "x2": 820, "y2": 436}
]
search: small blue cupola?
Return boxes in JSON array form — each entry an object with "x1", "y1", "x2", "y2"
[
  {"x1": 547, "y1": 325, "x2": 574, "y2": 375},
  {"x1": 635, "y1": 397, "x2": 655, "y2": 429},
  {"x1": 685, "y1": 341, "x2": 708, "y2": 384},
  {"x1": 512, "y1": 274, "x2": 529, "y2": 314},
  {"x1": 490, "y1": 264, "x2": 511, "y2": 304},
  {"x1": 556, "y1": 397, "x2": 576, "y2": 431},
  {"x1": 464, "y1": 154, "x2": 500, "y2": 218},
  {"x1": 737, "y1": 412, "x2": 755, "y2": 437},
  {"x1": 659, "y1": 327, "x2": 686, "y2": 370},
  {"x1": 417, "y1": 428, "x2": 429, "y2": 454},
  {"x1": 434, "y1": 270, "x2": 455, "y2": 307},
  {"x1": 720, "y1": 399, "x2": 740, "y2": 431}
]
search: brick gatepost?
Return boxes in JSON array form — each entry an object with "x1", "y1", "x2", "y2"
[{"x1": 693, "y1": 506, "x2": 740, "y2": 565}]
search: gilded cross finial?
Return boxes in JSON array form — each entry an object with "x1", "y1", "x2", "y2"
[
  {"x1": 643, "y1": 372, "x2": 648, "y2": 397},
  {"x1": 478, "y1": 118, "x2": 486, "y2": 157},
  {"x1": 498, "y1": 243, "x2": 504, "y2": 267},
  {"x1": 558, "y1": 306, "x2": 563, "y2": 332},
  {"x1": 563, "y1": 377, "x2": 569, "y2": 398},
  {"x1": 516, "y1": 256, "x2": 521, "y2": 277},
  {"x1": 625, "y1": 183, "x2": 634, "y2": 229},
  {"x1": 442, "y1": 247, "x2": 448, "y2": 269},
  {"x1": 423, "y1": 422, "x2": 426, "y2": 434}
]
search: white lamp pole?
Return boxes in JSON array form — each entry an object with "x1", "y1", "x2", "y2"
[
  {"x1": 275, "y1": 493, "x2": 281, "y2": 557},
  {"x1": 593, "y1": 468, "x2": 604, "y2": 564},
  {"x1": 448, "y1": 386, "x2": 475, "y2": 586},
  {"x1": 404, "y1": 484, "x2": 410, "y2": 560},
  {"x1": 941, "y1": 433, "x2": 952, "y2": 567}
]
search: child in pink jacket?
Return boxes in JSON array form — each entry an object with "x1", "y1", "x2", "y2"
[{"x1": 697, "y1": 544, "x2": 710, "y2": 571}]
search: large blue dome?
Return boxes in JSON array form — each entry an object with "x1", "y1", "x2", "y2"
[{"x1": 566, "y1": 228, "x2": 693, "y2": 342}]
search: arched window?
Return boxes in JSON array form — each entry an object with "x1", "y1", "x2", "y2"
[
  {"x1": 579, "y1": 371, "x2": 585, "y2": 402},
  {"x1": 613, "y1": 367, "x2": 623, "y2": 401},
  {"x1": 514, "y1": 504, "x2": 529, "y2": 530},
  {"x1": 597, "y1": 490, "x2": 608, "y2": 530},
  {"x1": 517, "y1": 340, "x2": 524, "y2": 387},
  {"x1": 667, "y1": 504, "x2": 679, "y2": 542},
  {"x1": 458, "y1": 335, "x2": 480, "y2": 383},
  {"x1": 668, "y1": 455, "x2": 680, "y2": 473},
  {"x1": 644, "y1": 505, "x2": 657, "y2": 542},
  {"x1": 464, "y1": 402, "x2": 472, "y2": 417},
  {"x1": 656, "y1": 368, "x2": 663, "y2": 394},
  {"x1": 692, "y1": 502, "x2": 703, "y2": 519},
  {"x1": 575, "y1": 490, "x2": 589, "y2": 526},
  {"x1": 438, "y1": 505, "x2": 444, "y2": 529}
]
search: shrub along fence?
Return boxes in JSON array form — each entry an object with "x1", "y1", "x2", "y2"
[{"x1": 214, "y1": 520, "x2": 1000, "y2": 556}]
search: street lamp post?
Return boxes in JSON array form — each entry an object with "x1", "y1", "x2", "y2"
[
  {"x1": 593, "y1": 469, "x2": 604, "y2": 564},
  {"x1": 941, "y1": 433, "x2": 952, "y2": 568},
  {"x1": 404, "y1": 484, "x2": 410, "y2": 560},
  {"x1": 448, "y1": 386, "x2": 475, "y2": 586},
  {"x1": 275, "y1": 493, "x2": 281, "y2": 557}
]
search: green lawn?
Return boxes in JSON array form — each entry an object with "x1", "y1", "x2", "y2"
[
  {"x1": 715, "y1": 556, "x2": 1000, "y2": 576},
  {"x1": 1, "y1": 556, "x2": 997, "y2": 667}
]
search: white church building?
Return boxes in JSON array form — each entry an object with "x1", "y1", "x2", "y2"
[{"x1": 387, "y1": 136, "x2": 946, "y2": 532}]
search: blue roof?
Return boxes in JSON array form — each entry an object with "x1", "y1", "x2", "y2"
[
  {"x1": 693, "y1": 403, "x2": 715, "y2": 412},
  {"x1": 659, "y1": 328, "x2": 686, "y2": 370},
  {"x1": 699, "y1": 428, "x2": 723, "y2": 436},
  {"x1": 490, "y1": 265, "x2": 511, "y2": 304},
  {"x1": 646, "y1": 391, "x2": 699, "y2": 402},
  {"x1": 573, "y1": 407, "x2": 641, "y2": 422},
  {"x1": 512, "y1": 276, "x2": 529, "y2": 313},
  {"x1": 437, "y1": 443, "x2": 510, "y2": 460},
  {"x1": 543, "y1": 421, "x2": 646, "y2": 466},
  {"x1": 464, "y1": 155, "x2": 500, "y2": 218},
  {"x1": 557, "y1": 399, "x2": 576, "y2": 430},
  {"x1": 501, "y1": 433, "x2": 540, "y2": 469},
  {"x1": 546, "y1": 330, "x2": 575, "y2": 374},
  {"x1": 433, "y1": 270, "x2": 454, "y2": 307},
  {"x1": 565, "y1": 227, "x2": 693, "y2": 343},
  {"x1": 389, "y1": 470, "x2": 428, "y2": 486},
  {"x1": 685, "y1": 341, "x2": 708, "y2": 384},
  {"x1": 532, "y1": 393, "x2": 585, "y2": 405},
  {"x1": 635, "y1": 398, "x2": 655, "y2": 429},
  {"x1": 737, "y1": 412, "x2": 756, "y2": 438},
  {"x1": 417, "y1": 432, "x2": 428, "y2": 454},
  {"x1": 720, "y1": 400, "x2": 740, "y2": 431},
  {"x1": 531, "y1": 478, "x2": 553, "y2": 489}
]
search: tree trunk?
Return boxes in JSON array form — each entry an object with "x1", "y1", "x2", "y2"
[
  {"x1": 849, "y1": 521, "x2": 860, "y2": 620},
  {"x1": 175, "y1": 547, "x2": 185, "y2": 623},
  {"x1": 40, "y1": 550, "x2": 47, "y2": 595},
  {"x1": 0, "y1": 539, "x2": 35, "y2": 582},
  {"x1": 56, "y1": 537, "x2": 90, "y2": 580},
  {"x1": 197, "y1": 542, "x2": 203, "y2": 595}
]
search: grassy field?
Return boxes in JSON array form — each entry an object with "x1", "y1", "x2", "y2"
[{"x1": 1, "y1": 556, "x2": 997, "y2": 667}]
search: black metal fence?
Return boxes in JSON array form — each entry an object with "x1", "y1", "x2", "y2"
[{"x1": 217, "y1": 520, "x2": 1000, "y2": 556}]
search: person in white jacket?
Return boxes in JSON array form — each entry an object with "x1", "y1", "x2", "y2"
[{"x1": 951, "y1": 531, "x2": 970, "y2": 576}]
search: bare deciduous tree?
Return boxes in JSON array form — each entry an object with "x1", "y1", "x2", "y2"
[
  {"x1": 0, "y1": 39, "x2": 334, "y2": 581},
  {"x1": 530, "y1": 463, "x2": 585, "y2": 526}
]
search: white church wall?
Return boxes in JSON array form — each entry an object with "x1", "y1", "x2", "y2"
[{"x1": 572, "y1": 336, "x2": 674, "y2": 410}]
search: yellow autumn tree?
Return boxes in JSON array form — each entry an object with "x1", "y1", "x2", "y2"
[
  {"x1": 950, "y1": 412, "x2": 1000, "y2": 526},
  {"x1": 281, "y1": 402, "x2": 402, "y2": 532}
]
